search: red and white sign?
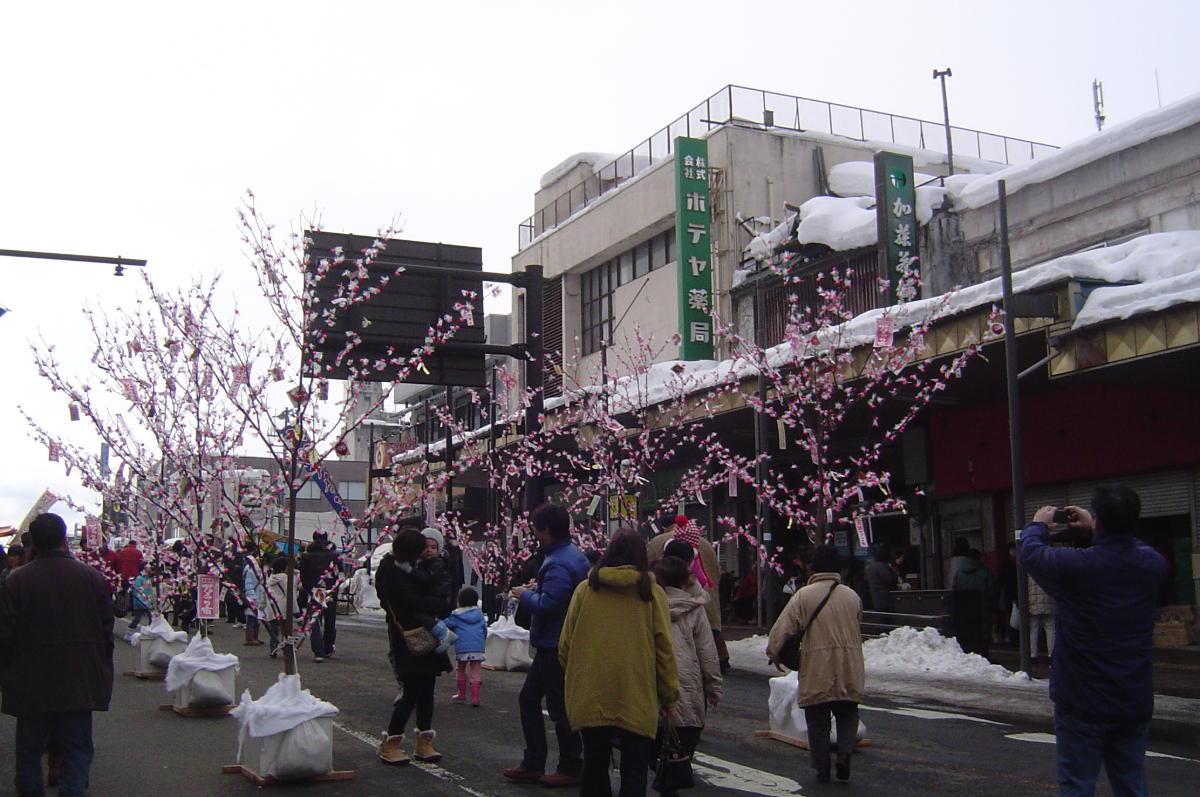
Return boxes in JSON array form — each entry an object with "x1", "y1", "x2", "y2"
[
  {"x1": 197, "y1": 574, "x2": 220, "y2": 620},
  {"x1": 83, "y1": 517, "x2": 101, "y2": 550},
  {"x1": 874, "y1": 316, "x2": 896, "y2": 349},
  {"x1": 854, "y1": 516, "x2": 870, "y2": 550}
]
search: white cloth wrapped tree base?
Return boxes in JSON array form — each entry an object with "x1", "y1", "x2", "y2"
[
  {"x1": 484, "y1": 617, "x2": 533, "y2": 671},
  {"x1": 166, "y1": 635, "x2": 240, "y2": 710},
  {"x1": 232, "y1": 674, "x2": 339, "y2": 781},
  {"x1": 768, "y1": 671, "x2": 866, "y2": 746},
  {"x1": 135, "y1": 617, "x2": 189, "y2": 671}
]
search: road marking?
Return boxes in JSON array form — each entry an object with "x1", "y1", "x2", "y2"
[
  {"x1": 333, "y1": 722, "x2": 494, "y2": 797},
  {"x1": 1006, "y1": 732, "x2": 1200, "y2": 763},
  {"x1": 693, "y1": 752, "x2": 802, "y2": 796},
  {"x1": 861, "y1": 705, "x2": 1007, "y2": 725}
]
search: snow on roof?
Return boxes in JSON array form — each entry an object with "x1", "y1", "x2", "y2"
[
  {"x1": 954, "y1": 91, "x2": 1200, "y2": 210},
  {"x1": 539, "y1": 152, "x2": 613, "y2": 190}
]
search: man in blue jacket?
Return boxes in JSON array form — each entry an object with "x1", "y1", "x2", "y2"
[
  {"x1": 1020, "y1": 485, "x2": 1166, "y2": 797},
  {"x1": 503, "y1": 503, "x2": 590, "y2": 788}
]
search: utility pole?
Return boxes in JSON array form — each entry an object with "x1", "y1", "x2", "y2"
[{"x1": 933, "y1": 69, "x2": 955, "y2": 177}]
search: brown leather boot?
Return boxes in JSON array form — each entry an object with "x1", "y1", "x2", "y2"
[
  {"x1": 46, "y1": 753, "x2": 63, "y2": 786},
  {"x1": 244, "y1": 627, "x2": 263, "y2": 646},
  {"x1": 378, "y1": 733, "x2": 409, "y2": 765},
  {"x1": 413, "y1": 730, "x2": 442, "y2": 763}
]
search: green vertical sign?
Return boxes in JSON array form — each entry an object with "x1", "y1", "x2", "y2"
[
  {"x1": 874, "y1": 151, "x2": 918, "y2": 304},
  {"x1": 675, "y1": 136, "x2": 714, "y2": 360}
]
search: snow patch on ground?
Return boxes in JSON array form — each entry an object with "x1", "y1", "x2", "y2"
[{"x1": 726, "y1": 626, "x2": 1030, "y2": 684}]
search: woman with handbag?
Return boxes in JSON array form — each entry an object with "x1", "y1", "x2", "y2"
[
  {"x1": 376, "y1": 527, "x2": 453, "y2": 766},
  {"x1": 650, "y1": 555, "x2": 722, "y2": 796},
  {"x1": 559, "y1": 528, "x2": 678, "y2": 797},
  {"x1": 766, "y1": 544, "x2": 864, "y2": 784}
]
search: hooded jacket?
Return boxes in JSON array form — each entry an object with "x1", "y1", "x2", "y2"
[
  {"x1": 647, "y1": 530, "x2": 722, "y2": 632},
  {"x1": 443, "y1": 605, "x2": 487, "y2": 655},
  {"x1": 766, "y1": 572, "x2": 864, "y2": 708},
  {"x1": 559, "y1": 566, "x2": 679, "y2": 739},
  {"x1": 663, "y1": 586, "x2": 722, "y2": 728}
]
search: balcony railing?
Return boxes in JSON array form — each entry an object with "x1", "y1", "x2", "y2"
[{"x1": 518, "y1": 84, "x2": 1058, "y2": 250}]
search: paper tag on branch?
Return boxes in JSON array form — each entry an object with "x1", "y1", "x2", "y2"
[
  {"x1": 874, "y1": 316, "x2": 896, "y2": 349},
  {"x1": 727, "y1": 471, "x2": 738, "y2": 497}
]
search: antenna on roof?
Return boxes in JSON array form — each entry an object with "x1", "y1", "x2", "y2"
[{"x1": 1092, "y1": 79, "x2": 1106, "y2": 132}]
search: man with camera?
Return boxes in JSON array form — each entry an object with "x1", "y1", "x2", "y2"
[{"x1": 1019, "y1": 485, "x2": 1166, "y2": 797}]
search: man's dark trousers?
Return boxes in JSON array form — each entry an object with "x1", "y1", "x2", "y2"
[
  {"x1": 15, "y1": 711, "x2": 93, "y2": 797},
  {"x1": 518, "y1": 647, "x2": 582, "y2": 777}
]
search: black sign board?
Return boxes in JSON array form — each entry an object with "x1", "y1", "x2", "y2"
[{"x1": 304, "y1": 232, "x2": 486, "y2": 387}]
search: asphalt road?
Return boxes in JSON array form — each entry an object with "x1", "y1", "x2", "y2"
[{"x1": 0, "y1": 614, "x2": 1196, "y2": 796}]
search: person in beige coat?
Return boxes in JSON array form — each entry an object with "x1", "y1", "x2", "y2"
[
  {"x1": 766, "y1": 544, "x2": 864, "y2": 784},
  {"x1": 647, "y1": 514, "x2": 728, "y2": 671},
  {"x1": 1027, "y1": 574, "x2": 1058, "y2": 663},
  {"x1": 651, "y1": 556, "x2": 722, "y2": 795}
]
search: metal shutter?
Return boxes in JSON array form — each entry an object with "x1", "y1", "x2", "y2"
[
  {"x1": 1069, "y1": 471, "x2": 1192, "y2": 518},
  {"x1": 1004, "y1": 484, "x2": 1068, "y2": 534}
]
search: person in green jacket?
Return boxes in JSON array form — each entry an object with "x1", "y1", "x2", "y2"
[
  {"x1": 952, "y1": 548, "x2": 996, "y2": 657},
  {"x1": 559, "y1": 528, "x2": 679, "y2": 797}
]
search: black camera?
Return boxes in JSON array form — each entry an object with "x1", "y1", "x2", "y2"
[{"x1": 1052, "y1": 508, "x2": 1076, "y2": 524}]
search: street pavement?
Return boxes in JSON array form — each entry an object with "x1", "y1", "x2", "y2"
[{"x1": 0, "y1": 614, "x2": 1196, "y2": 796}]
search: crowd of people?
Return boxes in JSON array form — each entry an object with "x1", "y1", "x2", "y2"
[{"x1": 0, "y1": 482, "x2": 1172, "y2": 797}]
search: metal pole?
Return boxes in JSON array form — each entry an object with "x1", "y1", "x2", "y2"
[
  {"x1": 365, "y1": 423, "x2": 375, "y2": 576},
  {"x1": 933, "y1": 69, "x2": 955, "y2": 177},
  {"x1": 753, "y1": 273, "x2": 772, "y2": 628},
  {"x1": 523, "y1": 265, "x2": 545, "y2": 513},
  {"x1": 999, "y1": 180, "x2": 1032, "y2": 674}
]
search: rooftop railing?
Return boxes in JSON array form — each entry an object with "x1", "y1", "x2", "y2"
[{"x1": 518, "y1": 84, "x2": 1058, "y2": 250}]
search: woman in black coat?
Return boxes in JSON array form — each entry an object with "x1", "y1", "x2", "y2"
[{"x1": 376, "y1": 527, "x2": 452, "y2": 765}]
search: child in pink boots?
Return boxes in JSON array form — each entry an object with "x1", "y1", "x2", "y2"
[{"x1": 444, "y1": 587, "x2": 487, "y2": 707}]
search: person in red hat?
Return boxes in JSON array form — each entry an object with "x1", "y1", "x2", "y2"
[{"x1": 646, "y1": 514, "x2": 728, "y2": 672}]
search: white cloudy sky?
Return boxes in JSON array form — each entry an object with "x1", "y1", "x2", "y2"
[{"x1": 1, "y1": 0, "x2": 1197, "y2": 530}]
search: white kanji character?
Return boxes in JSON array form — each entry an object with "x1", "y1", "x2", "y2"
[
  {"x1": 695, "y1": 167, "x2": 707, "y2": 180},
  {"x1": 696, "y1": 156, "x2": 706, "y2": 168},
  {"x1": 689, "y1": 321, "x2": 711, "y2": 343},
  {"x1": 897, "y1": 250, "x2": 919, "y2": 271},
  {"x1": 891, "y1": 197, "x2": 913, "y2": 218},
  {"x1": 686, "y1": 192, "x2": 706, "y2": 212},
  {"x1": 687, "y1": 288, "x2": 709, "y2": 312},
  {"x1": 684, "y1": 166, "x2": 694, "y2": 179},
  {"x1": 893, "y1": 223, "x2": 912, "y2": 247},
  {"x1": 688, "y1": 256, "x2": 707, "y2": 277},
  {"x1": 683, "y1": 155, "x2": 695, "y2": 167},
  {"x1": 687, "y1": 223, "x2": 707, "y2": 244}
]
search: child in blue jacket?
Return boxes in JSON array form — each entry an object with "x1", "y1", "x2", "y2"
[{"x1": 443, "y1": 587, "x2": 488, "y2": 706}]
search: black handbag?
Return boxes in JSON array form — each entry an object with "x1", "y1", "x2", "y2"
[
  {"x1": 652, "y1": 718, "x2": 694, "y2": 792},
  {"x1": 778, "y1": 581, "x2": 838, "y2": 671},
  {"x1": 112, "y1": 588, "x2": 131, "y2": 619}
]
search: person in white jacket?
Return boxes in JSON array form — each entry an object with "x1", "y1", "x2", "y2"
[{"x1": 651, "y1": 554, "x2": 722, "y2": 796}]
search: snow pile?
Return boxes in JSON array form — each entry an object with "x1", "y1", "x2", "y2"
[
  {"x1": 864, "y1": 626, "x2": 1028, "y2": 683},
  {"x1": 725, "y1": 628, "x2": 1029, "y2": 684},
  {"x1": 539, "y1": 152, "x2": 611, "y2": 189},
  {"x1": 954, "y1": 90, "x2": 1200, "y2": 209}
]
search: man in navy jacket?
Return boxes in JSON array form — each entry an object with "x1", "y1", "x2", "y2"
[
  {"x1": 1020, "y1": 485, "x2": 1166, "y2": 797},
  {"x1": 503, "y1": 503, "x2": 590, "y2": 788}
]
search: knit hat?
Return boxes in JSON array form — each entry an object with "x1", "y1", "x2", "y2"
[
  {"x1": 421, "y1": 527, "x2": 444, "y2": 554},
  {"x1": 672, "y1": 516, "x2": 711, "y2": 588}
]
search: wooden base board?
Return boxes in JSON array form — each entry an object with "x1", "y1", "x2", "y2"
[
  {"x1": 158, "y1": 703, "x2": 233, "y2": 717},
  {"x1": 754, "y1": 730, "x2": 873, "y2": 750},
  {"x1": 122, "y1": 670, "x2": 166, "y2": 680},
  {"x1": 221, "y1": 764, "x2": 355, "y2": 786}
]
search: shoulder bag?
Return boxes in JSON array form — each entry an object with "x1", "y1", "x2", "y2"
[
  {"x1": 778, "y1": 581, "x2": 838, "y2": 672},
  {"x1": 383, "y1": 592, "x2": 439, "y2": 657}
]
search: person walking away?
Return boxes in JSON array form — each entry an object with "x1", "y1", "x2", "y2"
[
  {"x1": 444, "y1": 587, "x2": 487, "y2": 706},
  {"x1": 262, "y1": 558, "x2": 296, "y2": 658},
  {"x1": 952, "y1": 548, "x2": 996, "y2": 657},
  {"x1": 298, "y1": 530, "x2": 341, "y2": 662},
  {"x1": 1028, "y1": 574, "x2": 1058, "y2": 665},
  {"x1": 503, "y1": 503, "x2": 591, "y2": 788},
  {"x1": 767, "y1": 544, "x2": 864, "y2": 784},
  {"x1": 0, "y1": 513, "x2": 114, "y2": 797},
  {"x1": 559, "y1": 529, "x2": 678, "y2": 797},
  {"x1": 651, "y1": 556, "x2": 721, "y2": 795},
  {"x1": 242, "y1": 554, "x2": 266, "y2": 647},
  {"x1": 1020, "y1": 486, "x2": 1166, "y2": 797},
  {"x1": 947, "y1": 536, "x2": 971, "y2": 588},
  {"x1": 376, "y1": 527, "x2": 453, "y2": 766},
  {"x1": 867, "y1": 544, "x2": 899, "y2": 612},
  {"x1": 647, "y1": 515, "x2": 728, "y2": 671},
  {"x1": 126, "y1": 563, "x2": 155, "y2": 637}
]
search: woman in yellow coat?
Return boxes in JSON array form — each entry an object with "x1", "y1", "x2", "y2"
[{"x1": 559, "y1": 528, "x2": 679, "y2": 797}]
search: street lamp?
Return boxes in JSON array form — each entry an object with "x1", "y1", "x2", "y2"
[{"x1": 932, "y1": 68, "x2": 955, "y2": 177}]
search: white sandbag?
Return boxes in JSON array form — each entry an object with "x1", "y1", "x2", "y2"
[
  {"x1": 487, "y1": 615, "x2": 529, "y2": 641},
  {"x1": 139, "y1": 615, "x2": 189, "y2": 644},
  {"x1": 768, "y1": 671, "x2": 866, "y2": 746},
  {"x1": 231, "y1": 673, "x2": 339, "y2": 738},
  {"x1": 483, "y1": 635, "x2": 533, "y2": 671},
  {"x1": 137, "y1": 637, "x2": 187, "y2": 672},
  {"x1": 172, "y1": 665, "x2": 236, "y2": 710},
  {"x1": 187, "y1": 668, "x2": 234, "y2": 709},
  {"x1": 238, "y1": 716, "x2": 334, "y2": 781}
]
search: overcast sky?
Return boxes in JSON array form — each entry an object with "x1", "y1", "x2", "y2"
[{"x1": 2, "y1": 0, "x2": 1197, "y2": 530}]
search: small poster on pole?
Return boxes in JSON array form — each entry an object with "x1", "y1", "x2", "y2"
[
  {"x1": 83, "y1": 517, "x2": 101, "y2": 550},
  {"x1": 197, "y1": 574, "x2": 220, "y2": 620},
  {"x1": 854, "y1": 516, "x2": 870, "y2": 550}
]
